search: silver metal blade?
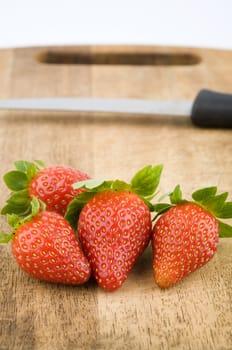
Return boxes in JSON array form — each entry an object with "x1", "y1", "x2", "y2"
[{"x1": 0, "y1": 97, "x2": 192, "y2": 117}]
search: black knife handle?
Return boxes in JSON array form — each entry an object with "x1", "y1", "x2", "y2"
[{"x1": 191, "y1": 89, "x2": 232, "y2": 128}]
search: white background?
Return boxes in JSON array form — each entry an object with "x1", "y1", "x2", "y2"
[{"x1": 0, "y1": 0, "x2": 231, "y2": 50}]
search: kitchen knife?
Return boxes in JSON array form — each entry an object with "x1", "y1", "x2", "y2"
[{"x1": 0, "y1": 89, "x2": 231, "y2": 128}]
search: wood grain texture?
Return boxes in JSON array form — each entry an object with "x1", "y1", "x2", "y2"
[{"x1": 0, "y1": 45, "x2": 231, "y2": 350}]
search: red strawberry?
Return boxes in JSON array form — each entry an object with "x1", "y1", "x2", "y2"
[
  {"x1": 152, "y1": 185, "x2": 232, "y2": 288},
  {"x1": 2, "y1": 160, "x2": 90, "y2": 216},
  {"x1": 78, "y1": 190, "x2": 151, "y2": 291},
  {"x1": 65, "y1": 165, "x2": 163, "y2": 291},
  {"x1": 0, "y1": 199, "x2": 91, "y2": 285}
]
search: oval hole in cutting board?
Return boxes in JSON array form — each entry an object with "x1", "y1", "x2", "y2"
[{"x1": 37, "y1": 51, "x2": 201, "y2": 66}]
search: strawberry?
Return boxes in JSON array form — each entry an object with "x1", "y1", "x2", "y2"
[
  {"x1": 2, "y1": 160, "x2": 90, "y2": 216},
  {"x1": 0, "y1": 198, "x2": 91, "y2": 285},
  {"x1": 152, "y1": 185, "x2": 232, "y2": 288},
  {"x1": 65, "y1": 165, "x2": 163, "y2": 291},
  {"x1": 78, "y1": 190, "x2": 151, "y2": 291}
]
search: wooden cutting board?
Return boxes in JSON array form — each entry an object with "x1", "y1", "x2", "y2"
[{"x1": 0, "y1": 45, "x2": 232, "y2": 350}]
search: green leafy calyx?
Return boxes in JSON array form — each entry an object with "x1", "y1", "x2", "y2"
[
  {"x1": 153, "y1": 184, "x2": 232, "y2": 238},
  {"x1": 0, "y1": 197, "x2": 44, "y2": 244},
  {"x1": 1, "y1": 160, "x2": 45, "y2": 217},
  {"x1": 65, "y1": 164, "x2": 163, "y2": 229},
  {"x1": 192, "y1": 186, "x2": 232, "y2": 237}
]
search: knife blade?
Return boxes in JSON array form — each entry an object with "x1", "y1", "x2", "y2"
[{"x1": 0, "y1": 89, "x2": 231, "y2": 128}]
